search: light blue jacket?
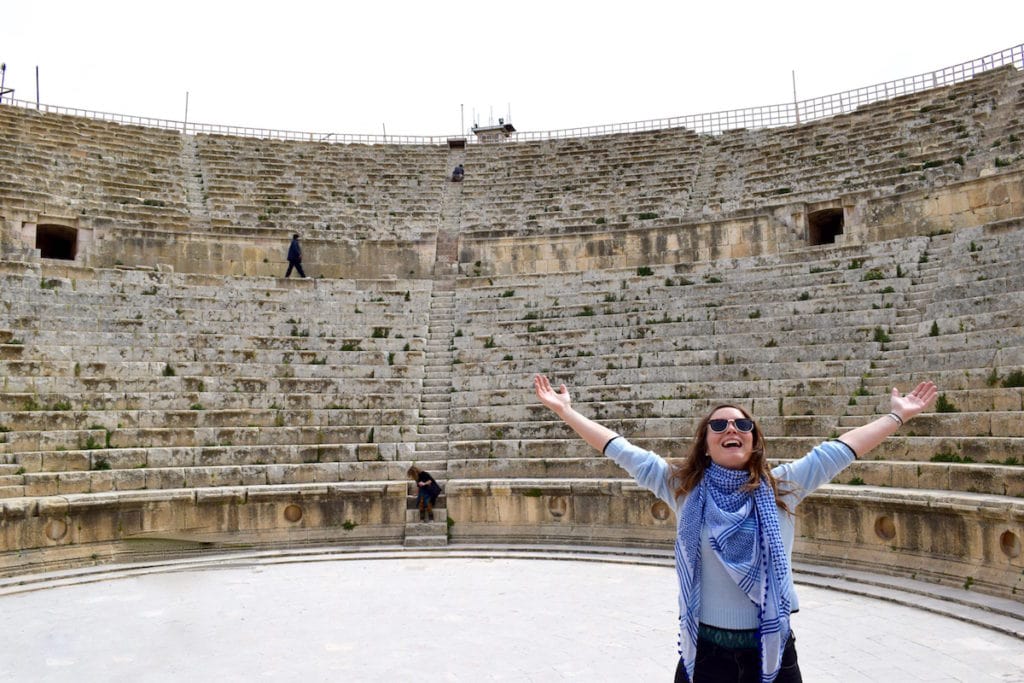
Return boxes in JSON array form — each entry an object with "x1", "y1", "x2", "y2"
[{"x1": 604, "y1": 437, "x2": 856, "y2": 628}]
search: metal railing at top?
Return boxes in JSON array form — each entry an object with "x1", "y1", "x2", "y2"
[{"x1": 1, "y1": 43, "x2": 1021, "y2": 145}]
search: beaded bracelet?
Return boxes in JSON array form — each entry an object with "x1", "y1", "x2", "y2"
[{"x1": 886, "y1": 412, "x2": 904, "y2": 427}]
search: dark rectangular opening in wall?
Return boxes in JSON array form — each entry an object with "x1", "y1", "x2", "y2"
[
  {"x1": 36, "y1": 224, "x2": 78, "y2": 260},
  {"x1": 807, "y1": 208, "x2": 844, "y2": 245}
]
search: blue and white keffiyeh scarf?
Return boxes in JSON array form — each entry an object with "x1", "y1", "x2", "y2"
[{"x1": 676, "y1": 462, "x2": 792, "y2": 683}]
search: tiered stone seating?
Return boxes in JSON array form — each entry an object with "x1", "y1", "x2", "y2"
[
  {"x1": 714, "y1": 65, "x2": 1021, "y2": 211},
  {"x1": 461, "y1": 127, "x2": 704, "y2": 237},
  {"x1": 445, "y1": 236, "x2": 926, "y2": 474},
  {"x1": 1, "y1": 60, "x2": 1023, "y2": 600},
  {"x1": 458, "y1": 67, "x2": 1024, "y2": 239},
  {"x1": 0, "y1": 107, "x2": 191, "y2": 231},
  {"x1": 845, "y1": 218, "x2": 1024, "y2": 475},
  {"x1": 195, "y1": 135, "x2": 448, "y2": 240},
  {"x1": 442, "y1": 220, "x2": 1024, "y2": 598},
  {"x1": 0, "y1": 265, "x2": 433, "y2": 503}
]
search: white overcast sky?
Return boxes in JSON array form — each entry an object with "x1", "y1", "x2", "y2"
[{"x1": 1, "y1": 1, "x2": 1021, "y2": 137}]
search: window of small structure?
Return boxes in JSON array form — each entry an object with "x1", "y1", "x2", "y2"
[
  {"x1": 807, "y1": 208, "x2": 844, "y2": 246},
  {"x1": 36, "y1": 224, "x2": 78, "y2": 260}
]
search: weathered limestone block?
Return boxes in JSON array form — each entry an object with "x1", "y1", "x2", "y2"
[
  {"x1": 99, "y1": 450, "x2": 148, "y2": 470},
  {"x1": 23, "y1": 474, "x2": 58, "y2": 496},
  {"x1": 948, "y1": 466, "x2": 1007, "y2": 495},
  {"x1": 146, "y1": 468, "x2": 187, "y2": 490},
  {"x1": 991, "y1": 413, "x2": 1024, "y2": 438},
  {"x1": 356, "y1": 444, "x2": 381, "y2": 462},
  {"x1": 40, "y1": 451, "x2": 91, "y2": 472},
  {"x1": 111, "y1": 469, "x2": 147, "y2": 491},
  {"x1": 266, "y1": 463, "x2": 340, "y2": 485},
  {"x1": 843, "y1": 461, "x2": 892, "y2": 486}
]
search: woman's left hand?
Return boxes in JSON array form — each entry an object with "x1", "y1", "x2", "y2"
[{"x1": 890, "y1": 381, "x2": 939, "y2": 422}]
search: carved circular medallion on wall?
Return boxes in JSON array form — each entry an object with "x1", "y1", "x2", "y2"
[
  {"x1": 873, "y1": 515, "x2": 896, "y2": 541},
  {"x1": 1000, "y1": 530, "x2": 1021, "y2": 559},
  {"x1": 283, "y1": 504, "x2": 303, "y2": 523},
  {"x1": 44, "y1": 519, "x2": 68, "y2": 541},
  {"x1": 651, "y1": 501, "x2": 672, "y2": 521},
  {"x1": 548, "y1": 496, "x2": 568, "y2": 518}
]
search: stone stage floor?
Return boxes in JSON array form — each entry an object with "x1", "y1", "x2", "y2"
[{"x1": 2, "y1": 549, "x2": 1022, "y2": 682}]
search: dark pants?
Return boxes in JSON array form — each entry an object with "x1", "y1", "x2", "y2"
[
  {"x1": 285, "y1": 260, "x2": 306, "y2": 278},
  {"x1": 675, "y1": 633, "x2": 801, "y2": 683}
]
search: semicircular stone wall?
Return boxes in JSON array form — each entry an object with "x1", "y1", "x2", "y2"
[{"x1": 1, "y1": 66, "x2": 1024, "y2": 601}]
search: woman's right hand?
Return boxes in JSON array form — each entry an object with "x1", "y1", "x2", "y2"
[{"x1": 534, "y1": 374, "x2": 572, "y2": 415}]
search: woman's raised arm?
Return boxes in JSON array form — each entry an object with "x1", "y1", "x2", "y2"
[
  {"x1": 837, "y1": 381, "x2": 938, "y2": 457},
  {"x1": 533, "y1": 374, "x2": 619, "y2": 453}
]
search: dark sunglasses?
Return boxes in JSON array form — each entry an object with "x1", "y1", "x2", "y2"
[{"x1": 708, "y1": 418, "x2": 754, "y2": 433}]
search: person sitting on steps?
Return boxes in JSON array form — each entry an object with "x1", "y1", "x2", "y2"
[{"x1": 408, "y1": 466, "x2": 442, "y2": 521}]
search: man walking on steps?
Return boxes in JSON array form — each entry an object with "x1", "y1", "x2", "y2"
[{"x1": 285, "y1": 234, "x2": 306, "y2": 278}]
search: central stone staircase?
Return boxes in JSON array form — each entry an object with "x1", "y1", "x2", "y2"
[{"x1": 403, "y1": 282, "x2": 455, "y2": 547}]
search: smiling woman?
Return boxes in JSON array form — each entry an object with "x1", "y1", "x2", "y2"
[{"x1": 533, "y1": 374, "x2": 938, "y2": 683}]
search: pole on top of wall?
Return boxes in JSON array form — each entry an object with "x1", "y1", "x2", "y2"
[{"x1": 792, "y1": 70, "x2": 799, "y2": 125}]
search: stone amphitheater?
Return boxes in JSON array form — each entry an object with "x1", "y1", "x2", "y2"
[{"x1": 2, "y1": 46, "x2": 1024, "y2": 672}]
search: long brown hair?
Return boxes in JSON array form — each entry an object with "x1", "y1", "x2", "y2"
[{"x1": 668, "y1": 404, "x2": 793, "y2": 514}]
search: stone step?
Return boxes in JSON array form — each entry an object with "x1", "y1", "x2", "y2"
[
  {"x1": 0, "y1": 486, "x2": 25, "y2": 499},
  {"x1": 421, "y1": 395, "x2": 451, "y2": 403},
  {"x1": 415, "y1": 433, "x2": 447, "y2": 443},
  {"x1": 841, "y1": 402, "x2": 880, "y2": 416},
  {"x1": 403, "y1": 534, "x2": 448, "y2": 548},
  {"x1": 424, "y1": 372, "x2": 453, "y2": 381},
  {"x1": 404, "y1": 511, "x2": 448, "y2": 525},
  {"x1": 420, "y1": 406, "x2": 450, "y2": 415},
  {"x1": 418, "y1": 425, "x2": 448, "y2": 436},
  {"x1": 410, "y1": 449, "x2": 448, "y2": 460}
]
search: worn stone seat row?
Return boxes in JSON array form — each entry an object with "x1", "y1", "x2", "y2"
[
  {"x1": 2, "y1": 459, "x2": 422, "y2": 500},
  {"x1": 0, "y1": 386, "x2": 418, "y2": 412},
  {"x1": 441, "y1": 456, "x2": 1024, "y2": 497},
  {"x1": 1, "y1": 341, "x2": 423, "y2": 368},
  {"x1": 448, "y1": 434, "x2": 1024, "y2": 465},
  {"x1": 2, "y1": 422, "x2": 405, "y2": 453},
  {"x1": 0, "y1": 405, "x2": 418, "y2": 433}
]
